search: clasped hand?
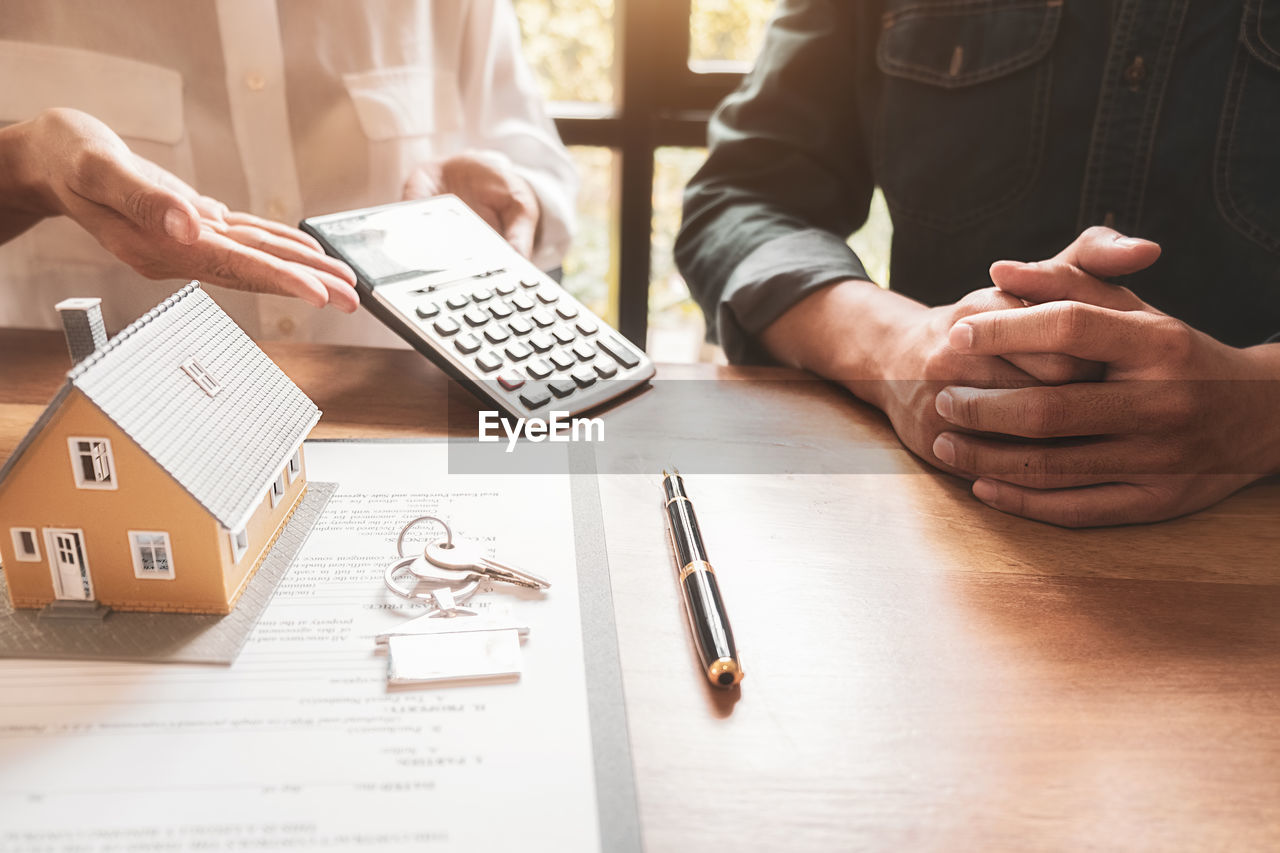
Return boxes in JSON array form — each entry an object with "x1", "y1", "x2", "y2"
[{"x1": 933, "y1": 227, "x2": 1280, "y2": 527}]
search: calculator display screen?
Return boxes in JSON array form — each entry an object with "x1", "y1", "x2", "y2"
[{"x1": 314, "y1": 203, "x2": 501, "y2": 287}]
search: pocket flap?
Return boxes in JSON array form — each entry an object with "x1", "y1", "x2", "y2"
[
  {"x1": 0, "y1": 40, "x2": 183, "y2": 143},
  {"x1": 878, "y1": 0, "x2": 1063, "y2": 88},
  {"x1": 342, "y1": 66, "x2": 463, "y2": 141}
]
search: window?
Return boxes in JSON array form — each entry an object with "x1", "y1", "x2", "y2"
[
  {"x1": 128, "y1": 531, "x2": 175, "y2": 580},
  {"x1": 180, "y1": 357, "x2": 222, "y2": 397},
  {"x1": 269, "y1": 471, "x2": 286, "y2": 507},
  {"x1": 229, "y1": 528, "x2": 249, "y2": 562},
  {"x1": 10, "y1": 527, "x2": 40, "y2": 562},
  {"x1": 67, "y1": 437, "x2": 116, "y2": 489},
  {"x1": 287, "y1": 449, "x2": 302, "y2": 482}
]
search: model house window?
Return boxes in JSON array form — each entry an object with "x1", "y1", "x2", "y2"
[
  {"x1": 128, "y1": 531, "x2": 175, "y2": 580},
  {"x1": 270, "y1": 471, "x2": 286, "y2": 507},
  {"x1": 180, "y1": 357, "x2": 222, "y2": 397},
  {"x1": 287, "y1": 449, "x2": 302, "y2": 482},
  {"x1": 229, "y1": 528, "x2": 249, "y2": 562},
  {"x1": 68, "y1": 437, "x2": 116, "y2": 489},
  {"x1": 10, "y1": 527, "x2": 40, "y2": 562}
]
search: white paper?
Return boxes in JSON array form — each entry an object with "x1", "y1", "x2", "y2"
[{"x1": 0, "y1": 441, "x2": 600, "y2": 852}]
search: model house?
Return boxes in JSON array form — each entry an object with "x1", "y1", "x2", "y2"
[{"x1": 0, "y1": 283, "x2": 320, "y2": 615}]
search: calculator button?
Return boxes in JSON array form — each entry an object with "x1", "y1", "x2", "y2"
[
  {"x1": 520, "y1": 386, "x2": 552, "y2": 410},
  {"x1": 571, "y1": 342, "x2": 595, "y2": 361},
  {"x1": 415, "y1": 303, "x2": 440, "y2": 320},
  {"x1": 594, "y1": 362, "x2": 618, "y2": 379},
  {"x1": 570, "y1": 367, "x2": 597, "y2": 388},
  {"x1": 495, "y1": 282, "x2": 517, "y2": 296},
  {"x1": 470, "y1": 288, "x2": 493, "y2": 302},
  {"x1": 550, "y1": 352, "x2": 576, "y2": 372},
  {"x1": 555, "y1": 303, "x2": 579, "y2": 320},
  {"x1": 489, "y1": 302, "x2": 514, "y2": 319},
  {"x1": 454, "y1": 333, "x2": 482, "y2": 354},
  {"x1": 446, "y1": 295, "x2": 469, "y2": 310},
  {"x1": 552, "y1": 327, "x2": 576, "y2": 346},
  {"x1": 505, "y1": 342, "x2": 532, "y2": 361},
  {"x1": 498, "y1": 372, "x2": 525, "y2": 391},
  {"x1": 548, "y1": 378, "x2": 576, "y2": 398},
  {"x1": 508, "y1": 317, "x2": 533, "y2": 336},
  {"x1": 520, "y1": 278, "x2": 540, "y2": 288},
  {"x1": 526, "y1": 358, "x2": 553, "y2": 379},
  {"x1": 462, "y1": 307, "x2": 489, "y2": 327},
  {"x1": 433, "y1": 317, "x2": 460, "y2": 336},
  {"x1": 598, "y1": 337, "x2": 641, "y2": 368},
  {"x1": 511, "y1": 294, "x2": 536, "y2": 312},
  {"x1": 528, "y1": 332, "x2": 554, "y2": 352},
  {"x1": 531, "y1": 309, "x2": 556, "y2": 327},
  {"x1": 575, "y1": 317, "x2": 599, "y2": 336},
  {"x1": 484, "y1": 326, "x2": 511, "y2": 344},
  {"x1": 475, "y1": 352, "x2": 503, "y2": 373},
  {"x1": 536, "y1": 288, "x2": 559, "y2": 304}
]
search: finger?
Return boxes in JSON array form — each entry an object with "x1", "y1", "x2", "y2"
[
  {"x1": 223, "y1": 223, "x2": 358, "y2": 287},
  {"x1": 970, "y1": 478, "x2": 1167, "y2": 528},
  {"x1": 934, "y1": 431, "x2": 1155, "y2": 489},
  {"x1": 1056, "y1": 225, "x2": 1162, "y2": 279},
  {"x1": 188, "y1": 231, "x2": 330, "y2": 307},
  {"x1": 990, "y1": 260, "x2": 1146, "y2": 311},
  {"x1": 223, "y1": 210, "x2": 327, "y2": 255},
  {"x1": 500, "y1": 197, "x2": 538, "y2": 259},
  {"x1": 1002, "y1": 352, "x2": 1105, "y2": 386},
  {"x1": 71, "y1": 151, "x2": 201, "y2": 243},
  {"x1": 935, "y1": 383, "x2": 1159, "y2": 438},
  {"x1": 403, "y1": 168, "x2": 442, "y2": 200},
  {"x1": 951, "y1": 302, "x2": 1159, "y2": 362}
]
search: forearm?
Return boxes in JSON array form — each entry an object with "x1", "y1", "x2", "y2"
[
  {"x1": 1242, "y1": 342, "x2": 1280, "y2": 476},
  {"x1": 0, "y1": 119, "x2": 51, "y2": 243}
]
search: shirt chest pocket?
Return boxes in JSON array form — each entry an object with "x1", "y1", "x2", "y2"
[
  {"x1": 1215, "y1": 0, "x2": 1280, "y2": 255},
  {"x1": 874, "y1": 0, "x2": 1063, "y2": 231},
  {"x1": 342, "y1": 66, "x2": 464, "y2": 141}
]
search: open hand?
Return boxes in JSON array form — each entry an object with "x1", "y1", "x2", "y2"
[
  {"x1": 403, "y1": 150, "x2": 541, "y2": 259},
  {"x1": 934, "y1": 227, "x2": 1280, "y2": 526},
  {"x1": 1, "y1": 108, "x2": 358, "y2": 310}
]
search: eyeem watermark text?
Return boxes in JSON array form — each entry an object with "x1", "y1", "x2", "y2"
[{"x1": 478, "y1": 411, "x2": 605, "y2": 452}]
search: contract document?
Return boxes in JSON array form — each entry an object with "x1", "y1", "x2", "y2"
[{"x1": 0, "y1": 441, "x2": 637, "y2": 852}]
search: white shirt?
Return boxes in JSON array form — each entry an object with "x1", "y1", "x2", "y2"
[{"x1": 0, "y1": 0, "x2": 577, "y2": 345}]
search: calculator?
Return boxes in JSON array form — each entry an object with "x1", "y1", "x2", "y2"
[{"x1": 300, "y1": 196, "x2": 654, "y2": 418}]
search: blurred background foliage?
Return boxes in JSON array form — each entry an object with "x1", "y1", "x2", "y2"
[{"x1": 511, "y1": 0, "x2": 891, "y2": 361}]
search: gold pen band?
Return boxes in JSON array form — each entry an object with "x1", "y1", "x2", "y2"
[
  {"x1": 678, "y1": 559, "x2": 714, "y2": 581},
  {"x1": 664, "y1": 494, "x2": 692, "y2": 508}
]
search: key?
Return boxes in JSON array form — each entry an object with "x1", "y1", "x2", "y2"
[{"x1": 424, "y1": 538, "x2": 551, "y2": 590}]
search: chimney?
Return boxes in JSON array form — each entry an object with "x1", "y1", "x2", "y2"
[{"x1": 55, "y1": 297, "x2": 108, "y2": 365}]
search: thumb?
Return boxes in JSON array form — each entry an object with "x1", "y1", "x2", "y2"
[
  {"x1": 71, "y1": 152, "x2": 201, "y2": 244},
  {"x1": 1055, "y1": 225, "x2": 1162, "y2": 279}
]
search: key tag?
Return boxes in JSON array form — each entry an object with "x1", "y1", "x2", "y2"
[{"x1": 381, "y1": 516, "x2": 530, "y2": 687}]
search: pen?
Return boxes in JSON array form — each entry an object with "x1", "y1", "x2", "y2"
[{"x1": 661, "y1": 469, "x2": 743, "y2": 688}]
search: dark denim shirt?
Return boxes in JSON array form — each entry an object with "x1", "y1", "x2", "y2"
[{"x1": 676, "y1": 0, "x2": 1280, "y2": 363}]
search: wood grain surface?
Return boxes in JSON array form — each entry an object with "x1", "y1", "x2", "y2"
[{"x1": 3, "y1": 328, "x2": 1277, "y2": 851}]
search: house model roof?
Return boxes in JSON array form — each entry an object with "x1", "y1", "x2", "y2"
[{"x1": 0, "y1": 283, "x2": 320, "y2": 532}]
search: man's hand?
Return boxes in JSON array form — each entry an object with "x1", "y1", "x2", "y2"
[
  {"x1": 403, "y1": 150, "x2": 540, "y2": 259},
  {"x1": 934, "y1": 227, "x2": 1280, "y2": 526},
  {"x1": 760, "y1": 279, "x2": 1099, "y2": 475},
  {"x1": 0, "y1": 108, "x2": 358, "y2": 310}
]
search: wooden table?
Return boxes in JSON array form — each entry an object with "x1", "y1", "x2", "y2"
[{"x1": 3, "y1": 329, "x2": 1278, "y2": 851}]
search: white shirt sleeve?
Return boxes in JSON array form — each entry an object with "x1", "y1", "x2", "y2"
[{"x1": 456, "y1": 0, "x2": 579, "y2": 271}]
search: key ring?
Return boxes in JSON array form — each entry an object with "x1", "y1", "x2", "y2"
[
  {"x1": 397, "y1": 515, "x2": 453, "y2": 559},
  {"x1": 384, "y1": 555, "x2": 481, "y2": 607}
]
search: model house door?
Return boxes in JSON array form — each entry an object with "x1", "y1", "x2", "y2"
[{"x1": 46, "y1": 529, "x2": 92, "y2": 600}]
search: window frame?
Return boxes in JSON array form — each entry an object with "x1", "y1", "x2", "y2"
[
  {"x1": 286, "y1": 448, "x2": 302, "y2": 483},
  {"x1": 549, "y1": 0, "x2": 750, "y2": 347},
  {"x1": 229, "y1": 527, "x2": 249, "y2": 563},
  {"x1": 67, "y1": 436, "x2": 118, "y2": 490},
  {"x1": 10, "y1": 527, "x2": 41, "y2": 562},
  {"x1": 180, "y1": 356, "x2": 222, "y2": 397},
  {"x1": 269, "y1": 470, "x2": 287, "y2": 507},
  {"x1": 127, "y1": 530, "x2": 176, "y2": 581}
]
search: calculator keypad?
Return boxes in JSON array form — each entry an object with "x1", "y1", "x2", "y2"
[{"x1": 404, "y1": 276, "x2": 648, "y2": 412}]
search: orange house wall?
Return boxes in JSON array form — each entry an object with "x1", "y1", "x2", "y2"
[{"x1": 0, "y1": 390, "x2": 308, "y2": 614}]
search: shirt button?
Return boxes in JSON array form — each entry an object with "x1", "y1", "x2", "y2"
[
  {"x1": 1124, "y1": 56, "x2": 1147, "y2": 90},
  {"x1": 276, "y1": 317, "x2": 296, "y2": 336},
  {"x1": 245, "y1": 72, "x2": 266, "y2": 91}
]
